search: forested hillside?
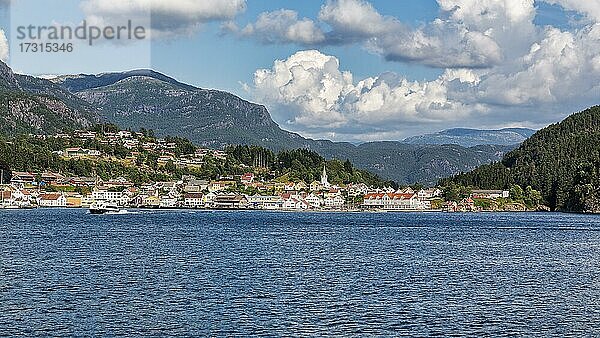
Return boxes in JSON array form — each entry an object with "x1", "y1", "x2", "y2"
[
  {"x1": 0, "y1": 128, "x2": 394, "y2": 188},
  {"x1": 442, "y1": 106, "x2": 600, "y2": 212}
]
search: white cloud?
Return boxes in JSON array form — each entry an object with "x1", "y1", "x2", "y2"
[
  {"x1": 318, "y1": 0, "x2": 399, "y2": 38},
  {"x1": 0, "y1": 29, "x2": 8, "y2": 62},
  {"x1": 541, "y1": 0, "x2": 600, "y2": 22},
  {"x1": 235, "y1": 0, "x2": 541, "y2": 69},
  {"x1": 237, "y1": 9, "x2": 325, "y2": 44},
  {"x1": 250, "y1": 50, "x2": 485, "y2": 139},
  {"x1": 81, "y1": 0, "x2": 247, "y2": 37},
  {"x1": 253, "y1": 50, "x2": 352, "y2": 128},
  {"x1": 250, "y1": 35, "x2": 600, "y2": 141},
  {"x1": 478, "y1": 24, "x2": 600, "y2": 106}
]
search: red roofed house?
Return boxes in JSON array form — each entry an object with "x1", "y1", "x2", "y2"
[
  {"x1": 241, "y1": 173, "x2": 255, "y2": 185},
  {"x1": 38, "y1": 193, "x2": 67, "y2": 208}
]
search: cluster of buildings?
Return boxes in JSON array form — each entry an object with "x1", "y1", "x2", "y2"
[
  {"x1": 444, "y1": 190, "x2": 510, "y2": 212},
  {"x1": 1, "y1": 129, "x2": 511, "y2": 213},
  {"x1": 0, "y1": 166, "x2": 445, "y2": 212},
  {"x1": 45, "y1": 129, "x2": 227, "y2": 170}
]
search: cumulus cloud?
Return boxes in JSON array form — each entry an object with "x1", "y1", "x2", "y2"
[
  {"x1": 234, "y1": 0, "x2": 546, "y2": 69},
  {"x1": 235, "y1": 9, "x2": 325, "y2": 44},
  {"x1": 0, "y1": 29, "x2": 8, "y2": 62},
  {"x1": 318, "y1": 0, "x2": 400, "y2": 39},
  {"x1": 541, "y1": 0, "x2": 600, "y2": 22},
  {"x1": 81, "y1": 0, "x2": 247, "y2": 37},
  {"x1": 478, "y1": 24, "x2": 600, "y2": 106},
  {"x1": 250, "y1": 50, "x2": 485, "y2": 139},
  {"x1": 250, "y1": 38, "x2": 600, "y2": 141}
]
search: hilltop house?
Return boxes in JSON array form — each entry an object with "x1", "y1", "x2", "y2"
[
  {"x1": 310, "y1": 180, "x2": 323, "y2": 192},
  {"x1": 184, "y1": 179, "x2": 209, "y2": 193},
  {"x1": 10, "y1": 172, "x2": 36, "y2": 185},
  {"x1": 294, "y1": 181, "x2": 308, "y2": 191},
  {"x1": 241, "y1": 173, "x2": 255, "y2": 184}
]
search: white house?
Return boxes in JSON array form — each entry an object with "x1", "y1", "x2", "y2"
[
  {"x1": 282, "y1": 197, "x2": 309, "y2": 210},
  {"x1": 324, "y1": 195, "x2": 345, "y2": 209},
  {"x1": 363, "y1": 193, "x2": 427, "y2": 210},
  {"x1": 160, "y1": 195, "x2": 178, "y2": 208},
  {"x1": 184, "y1": 193, "x2": 204, "y2": 208},
  {"x1": 92, "y1": 189, "x2": 128, "y2": 206},
  {"x1": 38, "y1": 193, "x2": 67, "y2": 207},
  {"x1": 304, "y1": 193, "x2": 323, "y2": 208},
  {"x1": 471, "y1": 190, "x2": 510, "y2": 199},
  {"x1": 417, "y1": 188, "x2": 443, "y2": 200}
]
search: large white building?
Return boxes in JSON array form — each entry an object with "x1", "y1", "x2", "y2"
[
  {"x1": 92, "y1": 189, "x2": 129, "y2": 206},
  {"x1": 363, "y1": 193, "x2": 427, "y2": 210},
  {"x1": 184, "y1": 193, "x2": 204, "y2": 208}
]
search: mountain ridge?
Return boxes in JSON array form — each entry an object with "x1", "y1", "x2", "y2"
[
  {"x1": 403, "y1": 127, "x2": 536, "y2": 147},
  {"x1": 51, "y1": 68, "x2": 522, "y2": 184},
  {"x1": 0, "y1": 61, "x2": 99, "y2": 135},
  {"x1": 0, "y1": 63, "x2": 523, "y2": 184}
]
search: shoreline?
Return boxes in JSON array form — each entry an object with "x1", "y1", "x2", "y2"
[{"x1": 0, "y1": 206, "x2": 557, "y2": 214}]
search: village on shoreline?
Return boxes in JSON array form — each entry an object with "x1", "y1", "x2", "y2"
[
  {"x1": 0, "y1": 128, "x2": 529, "y2": 213},
  {"x1": 0, "y1": 173, "x2": 514, "y2": 213}
]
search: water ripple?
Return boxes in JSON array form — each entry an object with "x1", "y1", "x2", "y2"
[{"x1": 1, "y1": 210, "x2": 600, "y2": 336}]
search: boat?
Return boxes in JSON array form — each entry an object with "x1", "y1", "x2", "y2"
[{"x1": 89, "y1": 202, "x2": 120, "y2": 214}]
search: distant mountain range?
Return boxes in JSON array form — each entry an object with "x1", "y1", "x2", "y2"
[
  {"x1": 403, "y1": 128, "x2": 536, "y2": 147},
  {"x1": 0, "y1": 61, "x2": 521, "y2": 185}
]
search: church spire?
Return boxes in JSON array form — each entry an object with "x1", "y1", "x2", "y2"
[{"x1": 321, "y1": 164, "x2": 329, "y2": 187}]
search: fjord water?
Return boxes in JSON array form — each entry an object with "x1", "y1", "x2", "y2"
[{"x1": 1, "y1": 210, "x2": 600, "y2": 336}]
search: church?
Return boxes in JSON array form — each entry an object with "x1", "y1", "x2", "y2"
[{"x1": 321, "y1": 165, "x2": 330, "y2": 189}]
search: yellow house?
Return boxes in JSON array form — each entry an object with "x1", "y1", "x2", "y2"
[
  {"x1": 66, "y1": 194, "x2": 82, "y2": 208},
  {"x1": 310, "y1": 181, "x2": 323, "y2": 192},
  {"x1": 144, "y1": 196, "x2": 160, "y2": 208}
]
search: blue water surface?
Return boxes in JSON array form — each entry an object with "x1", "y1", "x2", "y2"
[{"x1": 1, "y1": 209, "x2": 600, "y2": 336}]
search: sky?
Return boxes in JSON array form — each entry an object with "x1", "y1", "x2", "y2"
[{"x1": 0, "y1": 0, "x2": 598, "y2": 142}]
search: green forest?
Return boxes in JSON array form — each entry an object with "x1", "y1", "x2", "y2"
[
  {"x1": 441, "y1": 106, "x2": 600, "y2": 213},
  {"x1": 0, "y1": 127, "x2": 395, "y2": 188}
]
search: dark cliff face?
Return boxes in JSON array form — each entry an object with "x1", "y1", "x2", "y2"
[
  {"x1": 0, "y1": 61, "x2": 21, "y2": 90},
  {"x1": 72, "y1": 76, "x2": 305, "y2": 150},
  {"x1": 0, "y1": 61, "x2": 99, "y2": 135}
]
